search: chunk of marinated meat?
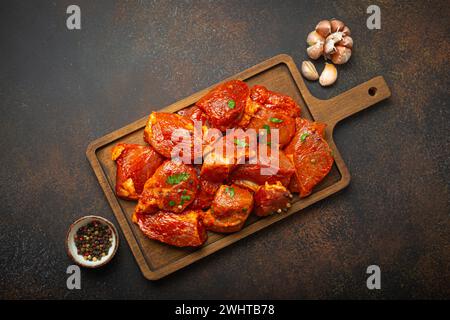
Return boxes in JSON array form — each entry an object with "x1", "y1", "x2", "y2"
[
  {"x1": 133, "y1": 210, "x2": 207, "y2": 247},
  {"x1": 144, "y1": 112, "x2": 205, "y2": 161},
  {"x1": 243, "y1": 85, "x2": 300, "y2": 146},
  {"x1": 284, "y1": 118, "x2": 334, "y2": 197},
  {"x1": 189, "y1": 179, "x2": 221, "y2": 210},
  {"x1": 253, "y1": 182, "x2": 292, "y2": 217},
  {"x1": 249, "y1": 85, "x2": 301, "y2": 118},
  {"x1": 230, "y1": 179, "x2": 260, "y2": 193},
  {"x1": 229, "y1": 149, "x2": 295, "y2": 187},
  {"x1": 111, "y1": 143, "x2": 164, "y2": 200},
  {"x1": 200, "y1": 150, "x2": 236, "y2": 183},
  {"x1": 203, "y1": 184, "x2": 254, "y2": 233},
  {"x1": 134, "y1": 160, "x2": 199, "y2": 216},
  {"x1": 177, "y1": 105, "x2": 208, "y2": 126},
  {"x1": 196, "y1": 80, "x2": 249, "y2": 131},
  {"x1": 287, "y1": 174, "x2": 300, "y2": 193},
  {"x1": 247, "y1": 108, "x2": 296, "y2": 147},
  {"x1": 200, "y1": 128, "x2": 257, "y2": 182}
]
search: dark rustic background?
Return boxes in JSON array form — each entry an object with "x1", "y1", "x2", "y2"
[{"x1": 0, "y1": 0, "x2": 448, "y2": 299}]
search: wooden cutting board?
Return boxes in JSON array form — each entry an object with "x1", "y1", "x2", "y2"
[{"x1": 86, "y1": 54, "x2": 391, "y2": 280}]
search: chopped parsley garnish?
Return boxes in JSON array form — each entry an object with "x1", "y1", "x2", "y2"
[
  {"x1": 180, "y1": 195, "x2": 191, "y2": 205},
  {"x1": 300, "y1": 132, "x2": 309, "y2": 142},
  {"x1": 270, "y1": 117, "x2": 283, "y2": 123},
  {"x1": 267, "y1": 142, "x2": 272, "y2": 146},
  {"x1": 169, "y1": 200, "x2": 176, "y2": 207},
  {"x1": 234, "y1": 138, "x2": 248, "y2": 147},
  {"x1": 262, "y1": 124, "x2": 271, "y2": 134},
  {"x1": 181, "y1": 195, "x2": 191, "y2": 201},
  {"x1": 225, "y1": 187, "x2": 235, "y2": 197},
  {"x1": 166, "y1": 173, "x2": 190, "y2": 185},
  {"x1": 227, "y1": 99, "x2": 236, "y2": 109}
]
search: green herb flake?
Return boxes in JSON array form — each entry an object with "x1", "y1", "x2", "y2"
[
  {"x1": 234, "y1": 138, "x2": 248, "y2": 147},
  {"x1": 179, "y1": 195, "x2": 191, "y2": 206},
  {"x1": 267, "y1": 142, "x2": 272, "y2": 146},
  {"x1": 226, "y1": 187, "x2": 235, "y2": 197},
  {"x1": 166, "y1": 173, "x2": 190, "y2": 185},
  {"x1": 270, "y1": 117, "x2": 283, "y2": 123},
  {"x1": 242, "y1": 207, "x2": 248, "y2": 213},
  {"x1": 227, "y1": 99, "x2": 236, "y2": 109},
  {"x1": 181, "y1": 195, "x2": 191, "y2": 201},
  {"x1": 262, "y1": 124, "x2": 271, "y2": 134},
  {"x1": 300, "y1": 132, "x2": 310, "y2": 142},
  {"x1": 169, "y1": 200, "x2": 176, "y2": 207}
]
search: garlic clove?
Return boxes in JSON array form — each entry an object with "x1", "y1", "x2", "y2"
[
  {"x1": 319, "y1": 63, "x2": 337, "y2": 87},
  {"x1": 338, "y1": 36, "x2": 353, "y2": 49},
  {"x1": 306, "y1": 31, "x2": 325, "y2": 46},
  {"x1": 301, "y1": 61, "x2": 319, "y2": 81},
  {"x1": 330, "y1": 19, "x2": 345, "y2": 33},
  {"x1": 331, "y1": 46, "x2": 352, "y2": 64},
  {"x1": 307, "y1": 42, "x2": 324, "y2": 60},
  {"x1": 315, "y1": 20, "x2": 331, "y2": 38},
  {"x1": 342, "y1": 26, "x2": 351, "y2": 36}
]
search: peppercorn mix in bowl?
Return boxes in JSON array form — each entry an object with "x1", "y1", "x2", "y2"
[{"x1": 66, "y1": 215, "x2": 119, "y2": 268}]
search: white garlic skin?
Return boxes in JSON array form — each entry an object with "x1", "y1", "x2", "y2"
[
  {"x1": 301, "y1": 61, "x2": 319, "y2": 81},
  {"x1": 324, "y1": 39, "x2": 336, "y2": 55},
  {"x1": 324, "y1": 31, "x2": 344, "y2": 55},
  {"x1": 319, "y1": 63, "x2": 337, "y2": 86}
]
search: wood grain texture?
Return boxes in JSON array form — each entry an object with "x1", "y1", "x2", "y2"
[{"x1": 86, "y1": 54, "x2": 390, "y2": 280}]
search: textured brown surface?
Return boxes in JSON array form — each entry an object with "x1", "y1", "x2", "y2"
[{"x1": 0, "y1": 0, "x2": 448, "y2": 299}]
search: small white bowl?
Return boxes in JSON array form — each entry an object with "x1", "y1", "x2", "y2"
[{"x1": 66, "y1": 215, "x2": 119, "y2": 268}]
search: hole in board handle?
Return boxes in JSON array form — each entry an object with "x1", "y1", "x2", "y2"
[{"x1": 368, "y1": 87, "x2": 377, "y2": 96}]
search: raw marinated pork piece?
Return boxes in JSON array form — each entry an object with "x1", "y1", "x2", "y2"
[
  {"x1": 284, "y1": 118, "x2": 334, "y2": 197},
  {"x1": 111, "y1": 143, "x2": 164, "y2": 200},
  {"x1": 203, "y1": 184, "x2": 254, "y2": 233},
  {"x1": 134, "y1": 210, "x2": 207, "y2": 247},
  {"x1": 134, "y1": 160, "x2": 199, "y2": 216},
  {"x1": 253, "y1": 182, "x2": 292, "y2": 217},
  {"x1": 196, "y1": 80, "x2": 249, "y2": 132}
]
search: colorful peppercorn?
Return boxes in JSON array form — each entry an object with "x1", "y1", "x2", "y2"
[{"x1": 74, "y1": 221, "x2": 113, "y2": 262}]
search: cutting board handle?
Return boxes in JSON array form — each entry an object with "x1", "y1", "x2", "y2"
[{"x1": 308, "y1": 76, "x2": 391, "y2": 127}]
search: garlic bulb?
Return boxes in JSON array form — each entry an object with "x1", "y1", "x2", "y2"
[{"x1": 306, "y1": 19, "x2": 353, "y2": 64}]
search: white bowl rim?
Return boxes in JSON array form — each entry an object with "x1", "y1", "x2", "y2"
[{"x1": 66, "y1": 215, "x2": 119, "y2": 268}]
